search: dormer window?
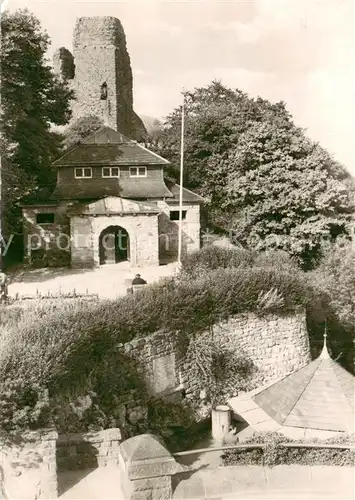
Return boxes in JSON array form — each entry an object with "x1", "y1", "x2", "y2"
[
  {"x1": 102, "y1": 167, "x2": 120, "y2": 178},
  {"x1": 75, "y1": 167, "x2": 92, "y2": 179},
  {"x1": 100, "y1": 82, "x2": 108, "y2": 100},
  {"x1": 130, "y1": 166, "x2": 147, "y2": 178}
]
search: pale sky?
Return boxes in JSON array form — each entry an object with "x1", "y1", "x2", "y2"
[{"x1": 4, "y1": 0, "x2": 355, "y2": 174}]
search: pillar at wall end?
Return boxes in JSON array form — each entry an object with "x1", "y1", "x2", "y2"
[{"x1": 211, "y1": 404, "x2": 231, "y2": 443}]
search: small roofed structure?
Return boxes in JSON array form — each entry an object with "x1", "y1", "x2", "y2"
[{"x1": 228, "y1": 332, "x2": 355, "y2": 440}]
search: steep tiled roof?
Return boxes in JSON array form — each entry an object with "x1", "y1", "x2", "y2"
[
  {"x1": 51, "y1": 178, "x2": 204, "y2": 203},
  {"x1": 53, "y1": 127, "x2": 169, "y2": 166},
  {"x1": 252, "y1": 338, "x2": 355, "y2": 432},
  {"x1": 164, "y1": 179, "x2": 204, "y2": 203},
  {"x1": 51, "y1": 178, "x2": 173, "y2": 201}
]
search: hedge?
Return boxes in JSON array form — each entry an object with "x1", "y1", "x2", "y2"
[
  {"x1": 222, "y1": 432, "x2": 355, "y2": 467},
  {"x1": 180, "y1": 246, "x2": 298, "y2": 279}
]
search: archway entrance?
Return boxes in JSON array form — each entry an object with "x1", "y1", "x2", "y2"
[{"x1": 99, "y1": 225, "x2": 130, "y2": 265}]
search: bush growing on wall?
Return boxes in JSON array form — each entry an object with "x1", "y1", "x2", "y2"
[
  {"x1": 0, "y1": 257, "x2": 313, "y2": 435},
  {"x1": 222, "y1": 432, "x2": 355, "y2": 467},
  {"x1": 185, "y1": 332, "x2": 255, "y2": 405}
]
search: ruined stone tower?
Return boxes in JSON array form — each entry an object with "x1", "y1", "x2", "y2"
[{"x1": 53, "y1": 16, "x2": 146, "y2": 140}]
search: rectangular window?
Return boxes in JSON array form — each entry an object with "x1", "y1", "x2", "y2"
[
  {"x1": 170, "y1": 210, "x2": 187, "y2": 221},
  {"x1": 36, "y1": 213, "x2": 55, "y2": 224},
  {"x1": 102, "y1": 167, "x2": 120, "y2": 178},
  {"x1": 129, "y1": 166, "x2": 147, "y2": 177},
  {"x1": 75, "y1": 167, "x2": 92, "y2": 178}
]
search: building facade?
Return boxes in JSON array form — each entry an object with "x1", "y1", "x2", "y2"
[{"x1": 22, "y1": 127, "x2": 203, "y2": 268}]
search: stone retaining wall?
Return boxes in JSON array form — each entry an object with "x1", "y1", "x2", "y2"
[
  {"x1": 182, "y1": 311, "x2": 310, "y2": 399},
  {"x1": 56, "y1": 428, "x2": 121, "y2": 472},
  {"x1": 0, "y1": 429, "x2": 58, "y2": 499},
  {"x1": 119, "y1": 311, "x2": 310, "y2": 403}
]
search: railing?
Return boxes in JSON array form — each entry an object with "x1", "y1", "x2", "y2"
[
  {"x1": 173, "y1": 442, "x2": 355, "y2": 457},
  {"x1": 8, "y1": 289, "x2": 99, "y2": 303}
]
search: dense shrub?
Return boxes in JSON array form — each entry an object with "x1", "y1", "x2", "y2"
[
  {"x1": 0, "y1": 256, "x2": 316, "y2": 435},
  {"x1": 185, "y1": 332, "x2": 255, "y2": 405},
  {"x1": 180, "y1": 246, "x2": 256, "y2": 278},
  {"x1": 181, "y1": 246, "x2": 300, "y2": 277},
  {"x1": 307, "y1": 241, "x2": 355, "y2": 372},
  {"x1": 222, "y1": 432, "x2": 355, "y2": 467}
]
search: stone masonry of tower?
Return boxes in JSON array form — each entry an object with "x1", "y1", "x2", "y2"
[{"x1": 53, "y1": 16, "x2": 146, "y2": 140}]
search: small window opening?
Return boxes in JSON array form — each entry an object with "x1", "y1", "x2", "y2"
[
  {"x1": 102, "y1": 167, "x2": 120, "y2": 178},
  {"x1": 75, "y1": 167, "x2": 92, "y2": 178},
  {"x1": 129, "y1": 166, "x2": 147, "y2": 177},
  {"x1": 170, "y1": 210, "x2": 187, "y2": 221},
  {"x1": 36, "y1": 213, "x2": 55, "y2": 224},
  {"x1": 100, "y1": 82, "x2": 108, "y2": 100}
]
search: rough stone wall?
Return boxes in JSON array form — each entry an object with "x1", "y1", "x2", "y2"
[
  {"x1": 157, "y1": 202, "x2": 201, "y2": 261},
  {"x1": 53, "y1": 47, "x2": 75, "y2": 80},
  {"x1": 0, "y1": 429, "x2": 58, "y2": 499},
  {"x1": 53, "y1": 16, "x2": 146, "y2": 140},
  {"x1": 181, "y1": 311, "x2": 311, "y2": 398},
  {"x1": 119, "y1": 311, "x2": 310, "y2": 403},
  {"x1": 56, "y1": 428, "x2": 121, "y2": 472},
  {"x1": 71, "y1": 213, "x2": 160, "y2": 268},
  {"x1": 23, "y1": 204, "x2": 71, "y2": 267},
  {"x1": 118, "y1": 330, "x2": 179, "y2": 397}
]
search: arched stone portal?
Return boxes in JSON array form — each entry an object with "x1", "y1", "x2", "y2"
[{"x1": 99, "y1": 225, "x2": 130, "y2": 265}]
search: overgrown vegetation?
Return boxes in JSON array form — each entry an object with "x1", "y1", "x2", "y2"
[
  {"x1": 1, "y1": 9, "x2": 73, "y2": 262},
  {"x1": 153, "y1": 81, "x2": 354, "y2": 269},
  {"x1": 222, "y1": 432, "x2": 355, "y2": 467},
  {"x1": 185, "y1": 332, "x2": 255, "y2": 406},
  {"x1": 183, "y1": 245, "x2": 355, "y2": 373},
  {"x1": 0, "y1": 245, "x2": 353, "y2": 449},
  {"x1": 0, "y1": 251, "x2": 313, "y2": 437}
]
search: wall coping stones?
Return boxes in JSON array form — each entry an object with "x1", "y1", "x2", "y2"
[{"x1": 57, "y1": 428, "x2": 121, "y2": 445}]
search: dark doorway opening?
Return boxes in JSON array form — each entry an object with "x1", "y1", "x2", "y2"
[{"x1": 99, "y1": 226, "x2": 130, "y2": 265}]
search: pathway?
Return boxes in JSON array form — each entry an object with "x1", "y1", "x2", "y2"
[
  {"x1": 8, "y1": 262, "x2": 176, "y2": 299},
  {"x1": 173, "y1": 465, "x2": 354, "y2": 500},
  {"x1": 58, "y1": 466, "x2": 123, "y2": 499}
]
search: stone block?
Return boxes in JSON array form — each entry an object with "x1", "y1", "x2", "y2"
[
  {"x1": 150, "y1": 354, "x2": 177, "y2": 395},
  {"x1": 151, "y1": 487, "x2": 171, "y2": 500},
  {"x1": 131, "y1": 491, "x2": 153, "y2": 500},
  {"x1": 132, "y1": 476, "x2": 171, "y2": 492},
  {"x1": 105, "y1": 428, "x2": 122, "y2": 441}
]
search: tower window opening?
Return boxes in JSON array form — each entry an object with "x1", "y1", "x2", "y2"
[{"x1": 100, "y1": 82, "x2": 108, "y2": 100}]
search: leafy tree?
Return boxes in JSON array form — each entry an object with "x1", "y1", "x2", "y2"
[
  {"x1": 220, "y1": 122, "x2": 354, "y2": 268},
  {"x1": 154, "y1": 81, "x2": 354, "y2": 268},
  {"x1": 1, "y1": 9, "x2": 73, "y2": 254},
  {"x1": 154, "y1": 80, "x2": 293, "y2": 191},
  {"x1": 62, "y1": 115, "x2": 104, "y2": 150}
]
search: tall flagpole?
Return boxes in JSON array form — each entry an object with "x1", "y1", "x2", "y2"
[{"x1": 177, "y1": 92, "x2": 185, "y2": 265}]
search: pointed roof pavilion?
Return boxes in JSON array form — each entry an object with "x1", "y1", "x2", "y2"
[{"x1": 228, "y1": 332, "x2": 355, "y2": 436}]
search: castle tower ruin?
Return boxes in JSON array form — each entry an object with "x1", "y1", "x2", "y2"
[{"x1": 53, "y1": 16, "x2": 146, "y2": 140}]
